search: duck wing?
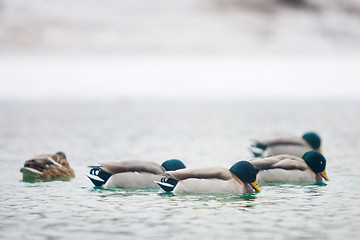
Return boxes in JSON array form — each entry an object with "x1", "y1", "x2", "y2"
[
  {"x1": 23, "y1": 154, "x2": 63, "y2": 170},
  {"x1": 167, "y1": 166, "x2": 232, "y2": 181},
  {"x1": 256, "y1": 136, "x2": 308, "y2": 147},
  {"x1": 98, "y1": 159, "x2": 164, "y2": 175},
  {"x1": 250, "y1": 155, "x2": 308, "y2": 171}
]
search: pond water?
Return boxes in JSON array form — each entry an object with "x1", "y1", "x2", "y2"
[{"x1": 1, "y1": 100, "x2": 359, "y2": 239}]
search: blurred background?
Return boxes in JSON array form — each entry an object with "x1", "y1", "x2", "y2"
[
  {"x1": 1, "y1": 0, "x2": 360, "y2": 101},
  {"x1": 1, "y1": 2, "x2": 360, "y2": 239}
]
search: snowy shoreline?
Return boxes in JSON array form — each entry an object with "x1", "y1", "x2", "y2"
[{"x1": 1, "y1": 54, "x2": 359, "y2": 101}]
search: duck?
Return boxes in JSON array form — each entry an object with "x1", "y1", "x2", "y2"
[
  {"x1": 156, "y1": 161, "x2": 261, "y2": 194},
  {"x1": 87, "y1": 158, "x2": 186, "y2": 188},
  {"x1": 249, "y1": 132, "x2": 322, "y2": 157},
  {"x1": 248, "y1": 151, "x2": 329, "y2": 183},
  {"x1": 20, "y1": 152, "x2": 75, "y2": 181}
]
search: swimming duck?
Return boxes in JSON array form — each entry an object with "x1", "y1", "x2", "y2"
[
  {"x1": 156, "y1": 161, "x2": 261, "y2": 194},
  {"x1": 87, "y1": 159, "x2": 186, "y2": 188},
  {"x1": 20, "y1": 152, "x2": 75, "y2": 181},
  {"x1": 248, "y1": 151, "x2": 329, "y2": 183},
  {"x1": 249, "y1": 132, "x2": 322, "y2": 157}
]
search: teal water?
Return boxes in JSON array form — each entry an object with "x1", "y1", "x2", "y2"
[{"x1": 1, "y1": 100, "x2": 360, "y2": 239}]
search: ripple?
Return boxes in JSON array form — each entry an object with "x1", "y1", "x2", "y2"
[{"x1": 1, "y1": 101, "x2": 360, "y2": 240}]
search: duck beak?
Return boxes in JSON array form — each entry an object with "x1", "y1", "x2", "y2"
[
  {"x1": 320, "y1": 170, "x2": 329, "y2": 181},
  {"x1": 251, "y1": 180, "x2": 261, "y2": 192}
]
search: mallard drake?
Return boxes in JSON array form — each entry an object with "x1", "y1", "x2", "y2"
[
  {"x1": 248, "y1": 151, "x2": 329, "y2": 183},
  {"x1": 20, "y1": 152, "x2": 75, "y2": 181},
  {"x1": 156, "y1": 161, "x2": 261, "y2": 194},
  {"x1": 249, "y1": 132, "x2": 322, "y2": 157},
  {"x1": 87, "y1": 159, "x2": 186, "y2": 188}
]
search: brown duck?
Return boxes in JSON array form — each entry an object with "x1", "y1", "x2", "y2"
[{"x1": 20, "y1": 152, "x2": 75, "y2": 181}]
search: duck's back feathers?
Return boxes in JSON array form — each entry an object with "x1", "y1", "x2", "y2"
[
  {"x1": 99, "y1": 159, "x2": 164, "y2": 175},
  {"x1": 272, "y1": 158, "x2": 307, "y2": 170},
  {"x1": 250, "y1": 155, "x2": 308, "y2": 171},
  {"x1": 256, "y1": 136, "x2": 308, "y2": 147},
  {"x1": 167, "y1": 166, "x2": 232, "y2": 181}
]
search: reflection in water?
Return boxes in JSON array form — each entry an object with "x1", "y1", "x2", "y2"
[{"x1": 304, "y1": 184, "x2": 326, "y2": 196}]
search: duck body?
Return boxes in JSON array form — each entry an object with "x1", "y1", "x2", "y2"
[
  {"x1": 20, "y1": 152, "x2": 75, "y2": 181},
  {"x1": 250, "y1": 132, "x2": 322, "y2": 157},
  {"x1": 170, "y1": 176, "x2": 253, "y2": 194},
  {"x1": 88, "y1": 159, "x2": 185, "y2": 188},
  {"x1": 249, "y1": 151, "x2": 328, "y2": 184},
  {"x1": 157, "y1": 161, "x2": 260, "y2": 194},
  {"x1": 104, "y1": 171, "x2": 163, "y2": 188},
  {"x1": 257, "y1": 168, "x2": 318, "y2": 183},
  {"x1": 261, "y1": 139, "x2": 312, "y2": 157}
]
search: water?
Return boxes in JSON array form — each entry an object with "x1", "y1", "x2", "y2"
[{"x1": 1, "y1": 100, "x2": 360, "y2": 240}]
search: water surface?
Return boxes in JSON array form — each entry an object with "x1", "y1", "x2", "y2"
[{"x1": 1, "y1": 100, "x2": 359, "y2": 239}]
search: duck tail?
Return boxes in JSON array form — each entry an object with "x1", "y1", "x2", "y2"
[
  {"x1": 155, "y1": 177, "x2": 178, "y2": 192},
  {"x1": 249, "y1": 147, "x2": 264, "y2": 157},
  {"x1": 249, "y1": 142, "x2": 267, "y2": 157},
  {"x1": 87, "y1": 167, "x2": 112, "y2": 187}
]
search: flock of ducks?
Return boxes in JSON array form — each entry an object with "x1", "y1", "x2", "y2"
[{"x1": 20, "y1": 132, "x2": 328, "y2": 194}]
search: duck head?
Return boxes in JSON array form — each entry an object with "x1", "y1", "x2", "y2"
[
  {"x1": 161, "y1": 159, "x2": 186, "y2": 171},
  {"x1": 302, "y1": 151, "x2": 329, "y2": 181},
  {"x1": 302, "y1": 132, "x2": 322, "y2": 153},
  {"x1": 20, "y1": 152, "x2": 74, "y2": 181},
  {"x1": 230, "y1": 161, "x2": 261, "y2": 192}
]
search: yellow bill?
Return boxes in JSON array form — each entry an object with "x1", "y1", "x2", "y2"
[
  {"x1": 251, "y1": 180, "x2": 261, "y2": 192},
  {"x1": 320, "y1": 170, "x2": 329, "y2": 181}
]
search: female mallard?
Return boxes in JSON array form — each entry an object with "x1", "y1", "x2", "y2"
[
  {"x1": 20, "y1": 152, "x2": 75, "y2": 181},
  {"x1": 87, "y1": 159, "x2": 186, "y2": 188},
  {"x1": 249, "y1": 132, "x2": 322, "y2": 157},
  {"x1": 156, "y1": 161, "x2": 261, "y2": 194},
  {"x1": 248, "y1": 151, "x2": 329, "y2": 183}
]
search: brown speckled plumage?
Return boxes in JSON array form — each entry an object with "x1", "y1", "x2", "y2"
[{"x1": 20, "y1": 152, "x2": 75, "y2": 181}]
